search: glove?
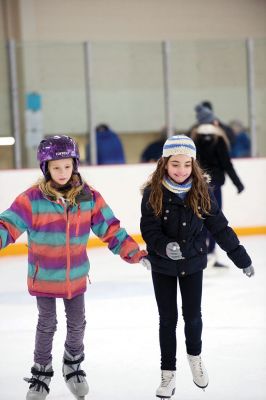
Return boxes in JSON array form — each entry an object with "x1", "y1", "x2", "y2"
[
  {"x1": 140, "y1": 257, "x2": 151, "y2": 270},
  {"x1": 237, "y1": 183, "x2": 244, "y2": 194},
  {"x1": 166, "y1": 242, "x2": 184, "y2": 260},
  {"x1": 242, "y1": 265, "x2": 255, "y2": 277}
]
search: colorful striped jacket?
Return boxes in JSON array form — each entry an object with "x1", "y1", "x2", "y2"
[{"x1": 0, "y1": 184, "x2": 146, "y2": 299}]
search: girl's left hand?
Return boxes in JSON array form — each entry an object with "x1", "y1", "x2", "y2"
[
  {"x1": 243, "y1": 265, "x2": 255, "y2": 277},
  {"x1": 140, "y1": 257, "x2": 151, "y2": 270}
]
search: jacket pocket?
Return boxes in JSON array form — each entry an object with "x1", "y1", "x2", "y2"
[{"x1": 194, "y1": 240, "x2": 207, "y2": 255}]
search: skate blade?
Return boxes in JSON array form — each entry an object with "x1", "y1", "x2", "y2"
[
  {"x1": 194, "y1": 381, "x2": 208, "y2": 391},
  {"x1": 69, "y1": 385, "x2": 88, "y2": 399},
  {"x1": 73, "y1": 395, "x2": 86, "y2": 400},
  {"x1": 156, "y1": 387, "x2": 175, "y2": 399},
  {"x1": 156, "y1": 398, "x2": 172, "y2": 399}
]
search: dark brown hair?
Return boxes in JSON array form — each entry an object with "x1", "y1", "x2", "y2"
[{"x1": 141, "y1": 157, "x2": 211, "y2": 218}]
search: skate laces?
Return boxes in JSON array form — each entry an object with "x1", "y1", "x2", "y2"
[
  {"x1": 24, "y1": 377, "x2": 50, "y2": 393},
  {"x1": 161, "y1": 371, "x2": 174, "y2": 387},
  {"x1": 190, "y1": 356, "x2": 204, "y2": 376},
  {"x1": 63, "y1": 353, "x2": 86, "y2": 383},
  {"x1": 24, "y1": 365, "x2": 54, "y2": 393}
]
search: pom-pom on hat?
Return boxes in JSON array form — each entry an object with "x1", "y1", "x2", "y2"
[
  {"x1": 195, "y1": 104, "x2": 216, "y2": 124},
  {"x1": 162, "y1": 135, "x2": 196, "y2": 159}
]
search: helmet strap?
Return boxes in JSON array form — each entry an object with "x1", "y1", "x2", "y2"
[
  {"x1": 44, "y1": 170, "x2": 51, "y2": 182},
  {"x1": 49, "y1": 172, "x2": 83, "y2": 192}
]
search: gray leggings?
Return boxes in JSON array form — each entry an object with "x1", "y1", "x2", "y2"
[{"x1": 34, "y1": 294, "x2": 86, "y2": 365}]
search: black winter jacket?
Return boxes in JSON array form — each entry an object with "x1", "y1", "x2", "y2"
[
  {"x1": 140, "y1": 186, "x2": 251, "y2": 277},
  {"x1": 195, "y1": 134, "x2": 243, "y2": 190}
]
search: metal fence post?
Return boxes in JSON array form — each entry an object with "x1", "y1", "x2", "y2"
[
  {"x1": 162, "y1": 41, "x2": 173, "y2": 138},
  {"x1": 84, "y1": 41, "x2": 97, "y2": 165},
  {"x1": 246, "y1": 38, "x2": 257, "y2": 157},
  {"x1": 7, "y1": 39, "x2": 22, "y2": 168}
]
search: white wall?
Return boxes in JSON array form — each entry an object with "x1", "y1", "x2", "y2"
[
  {"x1": 19, "y1": 0, "x2": 266, "y2": 41},
  {"x1": 0, "y1": 158, "x2": 266, "y2": 245}
]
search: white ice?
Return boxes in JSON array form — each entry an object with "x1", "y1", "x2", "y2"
[{"x1": 0, "y1": 235, "x2": 265, "y2": 400}]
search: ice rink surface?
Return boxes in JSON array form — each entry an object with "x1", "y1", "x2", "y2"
[{"x1": 0, "y1": 235, "x2": 265, "y2": 400}]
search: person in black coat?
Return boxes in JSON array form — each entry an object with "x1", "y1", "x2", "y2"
[
  {"x1": 196, "y1": 101, "x2": 236, "y2": 147},
  {"x1": 189, "y1": 108, "x2": 245, "y2": 267},
  {"x1": 140, "y1": 134, "x2": 254, "y2": 399}
]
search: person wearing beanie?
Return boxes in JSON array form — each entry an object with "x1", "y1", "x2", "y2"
[
  {"x1": 190, "y1": 121, "x2": 245, "y2": 268},
  {"x1": 0, "y1": 135, "x2": 149, "y2": 399},
  {"x1": 140, "y1": 134, "x2": 254, "y2": 399},
  {"x1": 195, "y1": 101, "x2": 235, "y2": 146},
  {"x1": 195, "y1": 104, "x2": 217, "y2": 125}
]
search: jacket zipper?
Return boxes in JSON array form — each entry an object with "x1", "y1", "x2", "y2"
[
  {"x1": 76, "y1": 204, "x2": 81, "y2": 236},
  {"x1": 65, "y1": 206, "x2": 71, "y2": 299}
]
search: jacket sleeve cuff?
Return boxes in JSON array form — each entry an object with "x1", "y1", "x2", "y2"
[{"x1": 154, "y1": 237, "x2": 169, "y2": 258}]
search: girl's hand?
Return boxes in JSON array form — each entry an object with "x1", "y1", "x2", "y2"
[
  {"x1": 242, "y1": 265, "x2": 255, "y2": 277},
  {"x1": 140, "y1": 257, "x2": 151, "y2": 270},
  {"x1": 166, "y1": 242, "x2": 184, "y2": 260}
]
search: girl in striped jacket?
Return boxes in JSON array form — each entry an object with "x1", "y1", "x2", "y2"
[{"x1": 0, "y1": 135, "x2": 148, "y2": 400}]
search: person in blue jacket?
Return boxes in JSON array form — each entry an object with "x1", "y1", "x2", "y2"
[
  {"x1": 229, "y1": 120, "x2": 251, "y2": 158},
  {"x1": 86, "y1": 123, "x2": 125, "y2": 165},
  {"x1": 140, "y1": 128, "x2": 168, "y2": 163},
  {"x1": 140, "y1": 134, "x2": 254, "y2": 399}
]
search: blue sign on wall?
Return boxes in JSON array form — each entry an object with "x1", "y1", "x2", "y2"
[{"x1": 26, "y1": 92, "x2": 42, "y2": 112}]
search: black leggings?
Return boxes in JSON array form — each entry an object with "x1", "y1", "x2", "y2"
[{"x1": 152, "y1": 270, "x2": 203, "y2": 370}]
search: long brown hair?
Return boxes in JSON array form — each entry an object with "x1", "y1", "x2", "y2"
[
  {"x1": 141, "y1": 157, "x2": 211, "y2": 218},
  {"x1": 37, "y1": 174, "x2": 84, "y2": 206}
]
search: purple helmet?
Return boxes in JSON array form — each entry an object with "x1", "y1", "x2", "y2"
[{"x1": 37, "y1": 135, "x2": 80, "y2": 175}]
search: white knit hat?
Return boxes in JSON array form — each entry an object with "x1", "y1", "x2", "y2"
[{"x1": 162, "y1": 135, "x2": 196, "y2": 159}]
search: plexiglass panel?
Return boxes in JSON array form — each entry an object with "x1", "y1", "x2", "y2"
[
  {"x1": 0, "y1": 41, "x2": 14, "y2": 169},
  {"x1": 254, "y1": 38, "x2": 266, "y2": 156},
  {"x1": 170, "y1": 39, "x2": 248, "y2": 133},
  {"x1": 0, "y1": 41, "x2": 11, "y2": 137},
  {"x1": 1, "y1": 37, "x2": 265, "y2": 168},
  {"x1": 91, "y1": 42, "x2": 165, "y2": 132},
  {"x1": 20, "y1": 42, "x2": 87, "y2": 135}
]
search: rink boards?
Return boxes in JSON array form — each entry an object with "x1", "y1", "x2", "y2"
[{"x1": 0, "y1": 158, "x2": 265, "y2": 256}]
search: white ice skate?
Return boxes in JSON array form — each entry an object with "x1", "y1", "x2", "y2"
[
  {"x1": 62, "y1": 350, "x2": 89, "y2": 400},
  {"x1": 156, "y1": 370, "x2": 176, "y2": 399},
  {"x1": 187, "y1": 354, "x2": 208, "y2": 389},
  {"x1": 24, "y1": 362, "x2": 54, "y2": 400}
]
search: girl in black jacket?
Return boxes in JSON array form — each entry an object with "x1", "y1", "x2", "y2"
[{"x1": 140, "y1": 134, "x2": 254, "y2": 399}]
